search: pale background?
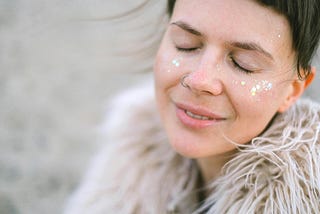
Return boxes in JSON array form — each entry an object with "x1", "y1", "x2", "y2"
[{"x1": 0, "y1": 1, "x2": 319, "y2": 213}]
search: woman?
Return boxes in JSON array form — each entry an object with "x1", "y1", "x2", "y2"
[{"x1": 65, "y1": 0, "x2": 320, "y2": 213}]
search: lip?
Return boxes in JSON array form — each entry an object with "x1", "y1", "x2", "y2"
[{"x1": 175, "y1": 102, "x2": 226, "y2": 129}]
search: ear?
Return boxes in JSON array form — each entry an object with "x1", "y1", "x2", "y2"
[{"x1": 277, "y1": 66, "x2": 316, "y2": 113}]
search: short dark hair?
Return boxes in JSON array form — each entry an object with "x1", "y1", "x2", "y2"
[{"x1": 167, "y1": 0, "x2": 320, "y2": 79}]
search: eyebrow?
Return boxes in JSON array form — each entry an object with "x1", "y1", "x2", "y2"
[
  {"x1": 171, "y1": 21, "x2": 273, "y2": 60},
  {"x1": 230, "y1": 42, "x2": 274, "y2": 60},
  {"x1": 171, "y1": 21, "x2": 202, "y2": 36}
]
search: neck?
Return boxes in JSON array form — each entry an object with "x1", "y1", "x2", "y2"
[{"x1": 196, "y1": 149, "x2": 237, "y2": 187}]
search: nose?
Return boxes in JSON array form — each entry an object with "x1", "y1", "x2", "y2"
[{"x1": 182, "y1": 55, "x2": 224, "y2": 96}]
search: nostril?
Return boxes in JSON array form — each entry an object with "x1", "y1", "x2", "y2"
[
  {"x1": 180, "y1": 74, "x2": 190, "y2": 89},
  {"x1": 181, "y1": 71, "x2": 224, "y2": 96}
]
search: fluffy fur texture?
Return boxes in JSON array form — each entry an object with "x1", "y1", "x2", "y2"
[{"x1": 65, "y1": 81, "x2": 320, "y2": 214}]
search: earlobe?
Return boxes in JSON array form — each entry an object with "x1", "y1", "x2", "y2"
[
  {"x1": 304, "y1": 66, "x2": 316, "y2": 88},
  {"x1": 277, "y1": 67, "x2": 316, "y2": 113}
]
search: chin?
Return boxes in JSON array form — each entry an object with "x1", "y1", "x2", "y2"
[
  {"x1": 171, "y1": 145, "x2": 197, "y2": 158},
  {"x1": 168, "y1": 135, "x2": 213, "y2": 158},
  {"x1": 167, "y1": 131, "x2": 238, "y2": 159}
]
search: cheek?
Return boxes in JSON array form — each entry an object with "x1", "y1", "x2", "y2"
[
  {"x1": 153, "y1": 49, "x2": 182, "y2": 107},
  {"x1": 230, "y1": 79, "x2": 279, "y2": 118},
  {"x1": 153, "y1": 50, "x2": 188, "y2": 89},
  {"x1": 232, "y1": 79, "x2": 274, "y2": 100},
  {"x1": 224, "y1": 80, "x2": 280, "y2": 143}
]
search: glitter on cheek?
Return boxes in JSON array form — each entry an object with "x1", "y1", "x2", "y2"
[
  {"x1": 250, "y1": 87, "x2": 257, "y2": 96},
  {"x1": 265, "y1": 82, "x2": 273, "y2": 91},
  {"x1": 233, "y1": 80, "x2": 246, "y2": 86},
  {"x1": 165, "y1": 57, "x2": 184, "y2": 73},
  {"x1": 172, "y1": 57, "x2": 183, "y2": 67},
  {"x1": 232, "y1": 79, "x2": 273, "y2": 98},
  {"x1": 250, "y1": 80, "x2": 273, "y2": 97}
]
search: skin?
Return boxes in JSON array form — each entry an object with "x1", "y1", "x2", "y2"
[{"x1": 154, "y1": 0, "x2": 314, "y2": 184}]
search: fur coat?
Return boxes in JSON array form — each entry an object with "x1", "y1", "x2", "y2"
[{"x1": 65, "y1": 81, "x2": 320, "y2": 214}]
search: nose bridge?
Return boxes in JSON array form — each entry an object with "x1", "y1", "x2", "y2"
[
  {"x1": 192, "y1": 47, "x2": 221, "y2": 79},
  {"x1": 186, "y1": 48, "x2": 224, "y2": 95}
]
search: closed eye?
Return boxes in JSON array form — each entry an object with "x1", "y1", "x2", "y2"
[
  {"x1": 175, "y1": 46, "x2": 200, "y2": 52},
  {"x1": 229, "y1": 56, "x2": 254, "y2": 74}
]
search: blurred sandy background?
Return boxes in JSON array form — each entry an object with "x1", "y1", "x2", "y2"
[
  {"x1": 0, "y1": 1, "x2": 166, "y2": 213},
  {"x1": 0, "y1": 1, "x2": 319, "y2": 213}
]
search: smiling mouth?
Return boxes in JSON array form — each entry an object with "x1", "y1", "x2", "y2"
[
  {"x1": 185, "y1": 110, "x2": 213, "y2": 120},
  {"x1": 175, "y1": 103, "x2": 225, "y2": 128}
]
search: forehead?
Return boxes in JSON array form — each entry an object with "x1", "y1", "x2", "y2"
[{"x1": 171, "y1": 0, "x2": 293, "y2": 62}]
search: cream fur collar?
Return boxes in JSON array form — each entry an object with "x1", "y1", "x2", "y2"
[{"x1": 65, "y1": 81, "x2": 320, "y2": 214}]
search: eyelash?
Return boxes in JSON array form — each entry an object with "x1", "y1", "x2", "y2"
[
  {"x1": 175, "y1": 46, "x2": 200, "y2": 52},
  {"x1": 175, "y1": 46, "x2": 254, "y2": 74},
  {"x1": 229, "y1": 55, "x2": 253, "y2": 74}
]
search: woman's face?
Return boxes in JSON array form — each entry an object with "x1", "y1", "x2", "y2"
[{"x1": 154, "y1": 0, "x2": 297, "y2": 158}]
